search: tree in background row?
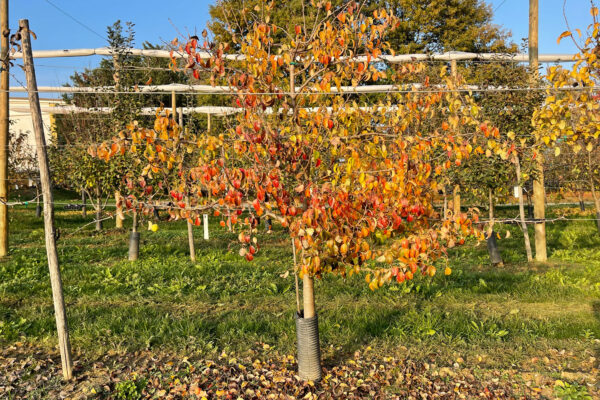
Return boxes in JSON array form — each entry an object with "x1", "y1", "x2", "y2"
[
  {"x1": 51, "y1": 21, "x2": 189, "y2": 231},
  {"x1": 534, "y1": 4, "x2": 600, "y2": 232}
]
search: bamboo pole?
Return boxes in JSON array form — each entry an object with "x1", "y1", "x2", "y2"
[
  {"x1": 20, "y1": 18, "x2": 73, "y2": 380},
  {"x1": 0, "y1": 0, "x2": 9, "y2": 257},
  {"x1": 8, "y1": 47, "x2": 576, "y2": 62}
]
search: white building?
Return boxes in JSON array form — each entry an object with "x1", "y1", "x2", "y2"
[{"x1": 10, "y1": 97, "x2": 64, "y2": 148}]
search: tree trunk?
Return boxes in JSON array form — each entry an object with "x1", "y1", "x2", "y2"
[
  {"x1": 296, "y1": 272, "x2": 321, "y2": 381},
  {"x1": 442, "y1": 187, "x2": 447, "y2": 220},
  {"x1": 487, "y1": 188, "x2": 503, "y2": 266},
  {"x1": 303, "y1": 274, "x2": 316, "y2": 318},
  {"x1": 95, "y1": 187, "x2": 102, "y2": 231},
  {"x1": 115, "y1": 191, "x2": 123, "y2": 229},
  {"x1": 526, "y1": 193, "x2": 534, "y2": 220},
  {"x1": 81, "y1": 189, "x2": 86, "y2": 218},
  {"x1": 515, "y1": 156, "x2": 533, "y2": 262},
  {"x1": 186, "y1": 196, "x2": 195, "y2": 262},
  {"x1": 226, "y1": 209, "x2": 232, "y2": 232},
  {"x1": 453, "y1": 185, "x2": 461, "y2": 217},
  {"x1": 128, "y1": 210, "x2": 139, "y2": 261},
  {"x1": 577, "y1": 190, "x2": 585, "y2": 211}
]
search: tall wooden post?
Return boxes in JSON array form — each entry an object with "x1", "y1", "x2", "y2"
[
  {"x1": 0, "y1": 0, "x2": 9, "y2": 257},
  {"x1": 20, "y1": 19, "x2": 73, "y2": 380},
  {"x1": 449, "y1": 59, "x2": 461, "y2": 219},
  {"x1": 529, "y1": 0, "x2": 547, "y2": 261},
  {"x1": 450, "y1": 59, "x2": 457, "y2": 79}
]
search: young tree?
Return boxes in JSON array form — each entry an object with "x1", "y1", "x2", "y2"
[{"x1": 98, "y1": 2, "x2": 486, "y2": 380}]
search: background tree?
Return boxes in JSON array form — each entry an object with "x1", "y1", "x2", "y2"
[
  {"x1": 533, "y1": 3, "x2": 600, "y2": 233},
  {"x1": 209, "y1": 0, "x2": 514, "y2": 53},
  {"x1": 51, "y1": 21, "x2": 189, "y2": 231},
  {"x1": 8, "y1": 130, "x2": 40, "y2": 215}
]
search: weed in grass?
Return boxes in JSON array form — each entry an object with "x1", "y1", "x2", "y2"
[
  {"x1": 114, "y1": 377, "x2": 148, "y2": 400},
  {"x1": 554, "y1": 380, "x2": 592, "y2": 400}
]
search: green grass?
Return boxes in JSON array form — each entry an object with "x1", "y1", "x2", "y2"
[{"x1": 1, "y1": 191, "x2": 599, "y2": 379}]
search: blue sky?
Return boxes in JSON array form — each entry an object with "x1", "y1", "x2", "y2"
[{"x1": 8, "y1": 0, "x2": 593, "y2": 93}]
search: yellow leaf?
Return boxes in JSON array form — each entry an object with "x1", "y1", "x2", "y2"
[
  {"x1": 587, "y1": 142, "x2": 594, "y2": 152},
  {"x1": 557, "y1": 31, "x2": 572, "y2": 44},
  {"x1": 542, "y1": 136, "x2": 550, "y2": 145},
  {"x1": 555, "y1": 147, "x2": 560, "y2": 156},
  {"x1": 592, "y1": 7, "x2": 599, "y2": 17}
]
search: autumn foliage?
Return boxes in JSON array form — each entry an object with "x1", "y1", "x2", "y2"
[{"x1": 94, "y1": 1, "x2": 491, "y2": 288}]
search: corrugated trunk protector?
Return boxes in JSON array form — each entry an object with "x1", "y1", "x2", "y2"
[
  {"x1": 486, "y1": 231, "x2": 503, "y2": 266},
  {"x1": 295, "y1": 311, "x2": 322, "y2": 382},
  {"x1": 128, "y1": 231, "x2": 140, "y2": 261}
]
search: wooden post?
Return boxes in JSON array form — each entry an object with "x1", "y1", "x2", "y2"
[
  {"x1": 20, "y1": 18, "x2": 73, "y2": 380},
  {"x1": 171, "y1": 90, "x2": 176, "y2": 121},
  {"x1": 0, "y1": 0, "x2": 9, "y2": 257},
  {"x1": 450, "y1": 59, "x2": 458, "y2": 79},
  {"x1": 453, "y1": 185, "x2": 461, "y2": 217},
  {"x1": 530, "y1": 0, "x2": 547, "y2": 261},
  {"x1": 515, "y1": 155, "x2": 533, "y2": 262}
]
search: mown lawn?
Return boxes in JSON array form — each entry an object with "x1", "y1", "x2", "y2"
[{"x1": 1, "y1": 191, "x2": 599, "y2": 398}]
